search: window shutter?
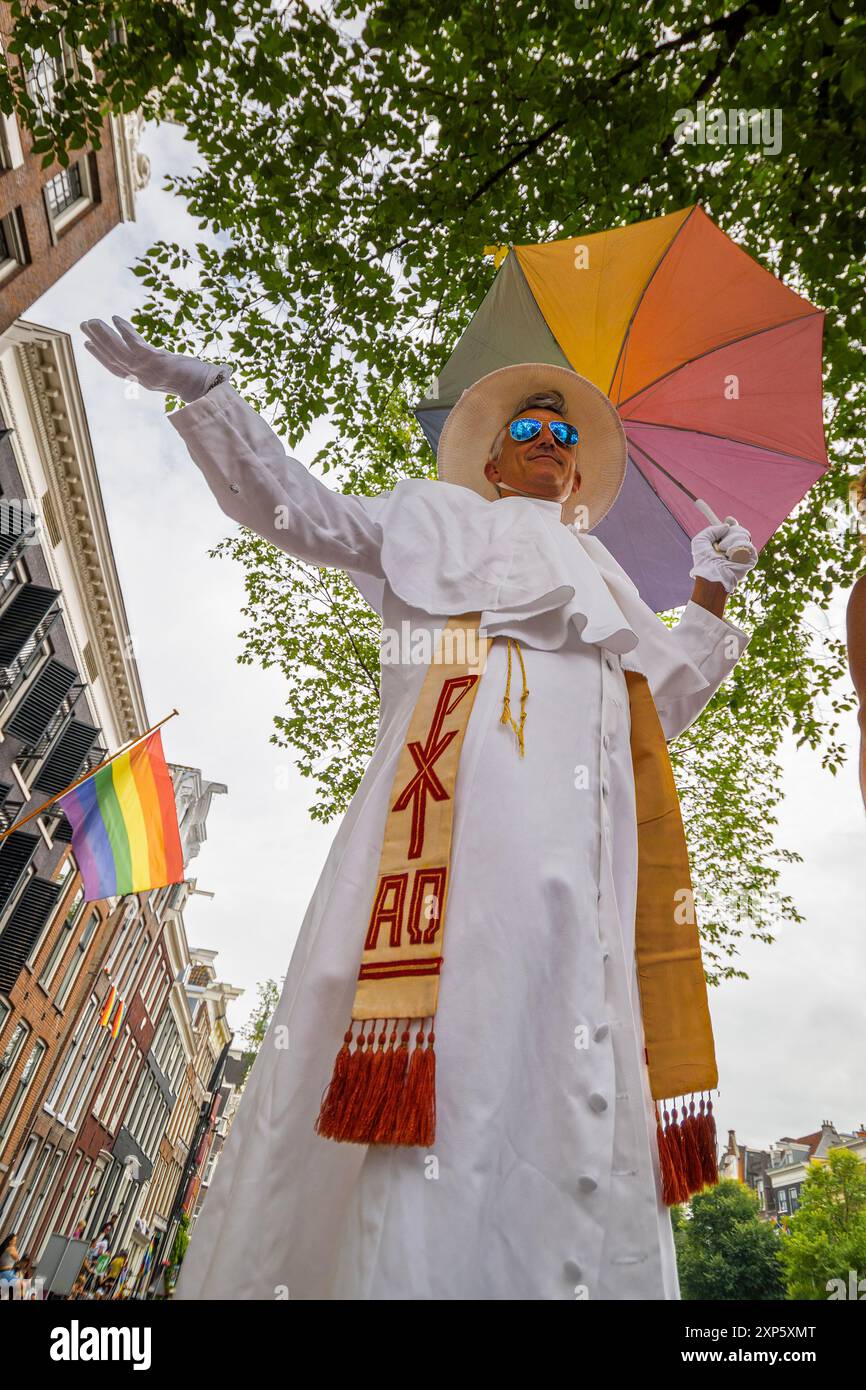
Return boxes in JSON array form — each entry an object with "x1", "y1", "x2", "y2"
[
  {"x1": 0, "y1": 583, "x2": 60, "y2": 665},
  {"x1": 0, "y1": 876, "x2": 63, "y2": 993},
  {"x1": 5, "y1": 659, "x2": 77, "y2": 748},
  {"x1": 33, "y1": 718, "x2": 100, "y2": 795},
  {"x1": 0, "y1": 829, "x2": 40, "y2": 915}
]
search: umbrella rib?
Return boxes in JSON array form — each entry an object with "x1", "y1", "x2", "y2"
[
  {"x1": 626, "y1": 437, "x2": 700, "y2": 507},
  {"x1": 627, "y1": 435, "x2": 791, "y2": 531},
  {"x1": 615, "y1": 309, "x2": 825, "y2": 414},
  {"x1": 623, "y1": 417, "x2": 828, "y2": 470},
  {"x1": 606, "y1": 204, "x2": 699, "y2": 404}
]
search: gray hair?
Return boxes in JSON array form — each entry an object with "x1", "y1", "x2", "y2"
[{"x1": 489, "y1": 389, "x2": 570, "y2": 461}]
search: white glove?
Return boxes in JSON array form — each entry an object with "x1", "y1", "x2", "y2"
[
  {"x1": 79, "y1": 315, "x2": 232, "y2": 403},
  {"x1": 689, "y1": 519, "x2": 758, "y2": 593}
]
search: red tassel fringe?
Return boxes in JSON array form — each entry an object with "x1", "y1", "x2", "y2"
[
  {"x1": 315, "y1": 1018, "x2": 436, "y2": 1146},
  {"x1": 655, "y1": 1094, "x2": 719, "y2": 1206}
]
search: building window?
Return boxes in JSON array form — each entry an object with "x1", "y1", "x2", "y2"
[
  {"x1": 105, "y1": 900, "x2": 137, "y2": 976},
  {"x1": 54, "y1": 909, "x2": 99, "y2": 1009},
  {"x1": 0, "y1": 1036, "x2": 46, "y2": 1154},
  {"x1": 44, "y1": 997, "x2": 94, "y2": 1118},
  {"x1": 0, "y1": 552, "x2": 31, "y2": 606},
  {"x1": 43, "y1": 154, "x2": 96, "y2": 238},
  {"x1": 0, "y1": 1020, "x2": 29, "y2": 1101},
  {"x1": 114, "y1": 919, "x2": 149, "y2": 998},
  {"x1": 37, "y1": 886, "x2": 85, "y2": 991},
  {"x1": 23, "y1": 854, "x2": 74, "y2": 969},
  {"x1": 44, "y1": 158, "x2": 91, "y2": 222},
  {"x1": 45, "y1": 161, "x2": 82, "y2": 217},
  {"x1": 777, "y1": 1188, "x2": 788, "y2": 1212},
  {"x1": 0, "y1": 1132, "x2": 37, "y2": 1230},
  {"x1": 16, "y1": 1142, "x2": 62, "y2": 1254},
  {"x1": 44, "y1": 995, "x2": 111, "y2": 1129},
  {"x1": 53, "y1": 857, "x2": 75, "y2": 890},
  {"x1": 139, "y1": 953, "x2": 161, "y2": 1015},
  {"x1": 0, "y1": 208, "x2": 28, "y2": 284},
  {"x1": 94, "y1": 1029, "x2": 133, "y2": 1128},
  {"x1": 25, "y1": 46, "x2": 65, "y2": 118},
  {"x1": 0, "y1": 108, "x2": 25, "y2": 171}
]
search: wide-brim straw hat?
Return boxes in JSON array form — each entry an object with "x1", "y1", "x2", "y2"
[{"x1": 436, "y1": 362, "x2": 628, "y2": 529}]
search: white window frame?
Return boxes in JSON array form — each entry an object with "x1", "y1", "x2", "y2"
[
  {"x1": 105, "y1": 900, "x2": 137, "y2": 975},
  {"x1": 44, "y1": 996, "x2": 95, "y2": 1118},
  {"x1": 0, "y1": 1020, "x2": 29, "y2": 1104},
  {"x1": 37, "y1": 887, "x2": 86, "y2": 992},
  {"x1": 106, "y1": 1028, "x2": 138, "y2": 1133},
  {"x1": 56, "y1": 1151, "x2": 88, "y2": 1240},
  {"x1": 66, "y1": 1015, "x2": 112, "y2": 1130},
  {"x1": 43, "y1": 154, "x2": 95, "y2": 236},
  {"x1": 24, "y1": 44, "x2": 69, "y2": 118},
  {"x1": 24, "y1": 855, "x2": 74, "y2": 969},
  {"x1": 148, "y1": 974, "x2": 170, "y2": 1026},
  {"x1": 0, "y1": 108, "x2": 24, "y2": 170},
  {"x1": 0, "y1": 1133, "x2": 37, "y2": 1229},
  {"x1": 0, "y1": 1037, "x2": 46, "y2": 1156},
  {"x1": 54, "y1": 909, "x2": 99, "y2": 1010},
  {"x1": 0, "y1": 207, "x2": 27, "y2": 286},
  {"x1": 17, "y1": 1142, "x2": 63, "y2": 1254},
  {"x1": 93, "y1": 1027, "x2": 132, "y2": 1126}
]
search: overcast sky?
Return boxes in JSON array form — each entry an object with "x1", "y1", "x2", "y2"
[{"x1": 31, "y1": 119, "x2": 865, "y2": 1155}]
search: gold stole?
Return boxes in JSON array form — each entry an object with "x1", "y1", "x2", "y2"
[{"x1": 316, "y1": 615, "x2": 719, "y2": 1204}]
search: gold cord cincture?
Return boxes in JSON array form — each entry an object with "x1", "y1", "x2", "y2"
[{"x1": 499, "y1": 637, "x2": 529, "y2": 756}]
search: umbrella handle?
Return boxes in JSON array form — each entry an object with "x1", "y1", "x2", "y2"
[{"x1": 694, "y1": 498, "x2": 754, "y2": 565}]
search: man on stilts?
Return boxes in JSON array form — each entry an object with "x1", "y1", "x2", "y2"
[{"x1": 82, "y1": 317, "x2": 757, "y2": 1299}]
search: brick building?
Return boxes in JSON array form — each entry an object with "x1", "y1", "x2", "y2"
[
  {"x1": 719, "y1": 1119, "x2": 866, "y2": 1221},
  {"x1": 0, "y1": 7, "x2": 149, "y2": 335},
  {"x1": 0, "y1": 319, "x2": 152, "y2": 1196},
  {"x1": 0, "y1": 323, "x2": 237, "y2": 1295}
]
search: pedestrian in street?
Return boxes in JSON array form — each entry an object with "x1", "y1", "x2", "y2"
[
  {"x1": 105, "y1": 1248, "x2": 128, "y2": 1298},
  {"x1": 0, "y1": 1232, "x2": 20, "y2": 1290}
]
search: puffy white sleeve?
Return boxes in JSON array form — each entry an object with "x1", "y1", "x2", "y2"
[
  {"x1": 167, "y1": 380, "x2": 387, "y2": 581},
  {"x1": 579, "y1": 532, "x2": 750, "y2": 742},
  {"x1": 653, "y1": 600, "x2": 750, "y2": 742}
]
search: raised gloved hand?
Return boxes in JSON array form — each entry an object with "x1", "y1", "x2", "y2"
[
  {"x1": 79, "y1": 315, "x2": 231, "y2": 403},
  {"x1": 689, "y1": 519, "x2": 758, "y2": 593}
]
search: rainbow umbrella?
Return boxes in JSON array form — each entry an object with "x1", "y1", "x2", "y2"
[{"x1": 414, "y1": 204, "x2": 828, "y2": 612}]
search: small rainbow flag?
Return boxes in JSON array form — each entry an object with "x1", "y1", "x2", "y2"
[
  {"x1": 56, "y1": 729, "x2": 184, "y2": 902},
  {"x1": 99, "y1": 983, "x2": 117, "y2": 1027}
]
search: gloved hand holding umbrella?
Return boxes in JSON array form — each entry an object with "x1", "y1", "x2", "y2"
[{"x1": 688, "y1": 506, "x2": 759, "y2": 592}]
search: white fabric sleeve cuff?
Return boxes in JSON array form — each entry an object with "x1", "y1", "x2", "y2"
[
  {"x1": 654, "y1": 600, "x2": 751, "y2": 741},
  {"x1": 674, "y1": 599, "x2": 750, "y2": 670}
]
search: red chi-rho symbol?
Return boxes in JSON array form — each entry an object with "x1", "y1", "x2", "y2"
[{"x1": 391, "y1": 674, "x2": 478, "y2": 859}]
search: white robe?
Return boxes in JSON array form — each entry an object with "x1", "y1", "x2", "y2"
[{"x1": 167, "y1": 382, "x2": 750, "y2": 1300}]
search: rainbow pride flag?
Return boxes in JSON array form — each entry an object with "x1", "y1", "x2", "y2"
[{"x1": 57, "y1": 729, "x2": 184, "y2": 902}]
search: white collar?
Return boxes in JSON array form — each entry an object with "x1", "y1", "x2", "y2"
[
  {"x1": 348, "y1": 475, "x2": 715, "y2": 702},
  {"x1": 492, "y1": 492, "x2": 565, "y2": 515}
]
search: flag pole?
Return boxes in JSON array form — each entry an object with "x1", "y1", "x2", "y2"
[{"x1": 0, "y1": 708, "x2": 180, "y2": 843}]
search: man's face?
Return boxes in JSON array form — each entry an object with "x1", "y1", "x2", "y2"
[{"x1": 483, "y1": 408, "x2": 580, "y2": 504}]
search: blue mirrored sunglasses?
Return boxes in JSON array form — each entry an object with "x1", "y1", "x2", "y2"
[{"x1": 509, "y1": 416, "x2": 579, "y2": 447}]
